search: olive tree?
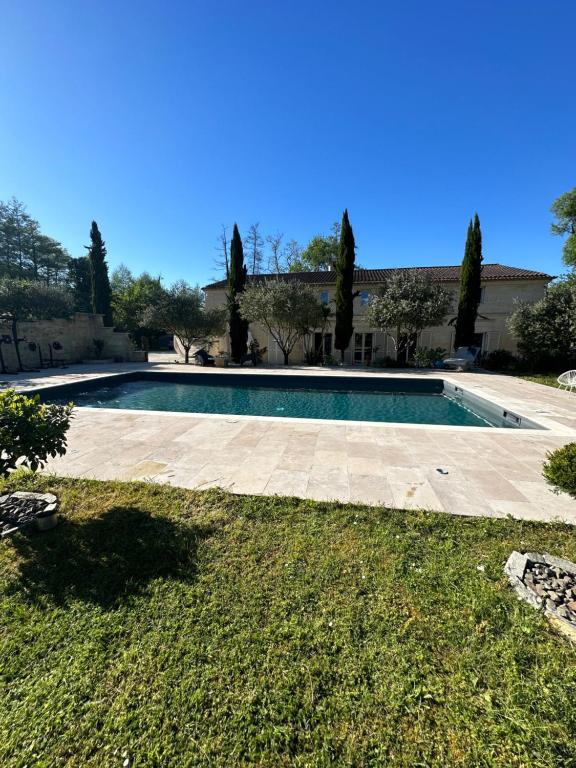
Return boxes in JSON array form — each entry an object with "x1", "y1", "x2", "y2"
[
  {"x1": 143, "y1": 281, "x2": 226, "y2": 364},
  {"x1": 509, "y1": 281, "x2": 576, "y2": 368},
  {"x1": 551, "y1": 188, "x2": 576, "y2": 267},
  {"x1": 0, "y1": 279, "x2": 73, "y2": 371},
  {"x1": 367, "y1": 271, "x2": 453, "y2": 362},
  {"x1": 238, "y1": 280, "x2": 326, "y2": 365}
]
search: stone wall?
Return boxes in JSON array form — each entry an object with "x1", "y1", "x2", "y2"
[{"x1": 0, "y1": 313, "x2": 146, "y2": 372}]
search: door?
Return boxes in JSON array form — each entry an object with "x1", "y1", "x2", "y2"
[{"x1": 354, "y1": 333, "x2": 374, "y2": 365}]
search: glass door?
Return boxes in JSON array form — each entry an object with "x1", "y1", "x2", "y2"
[{"x1": 354, "y1": 333, "x2": 374, "y2": 365}]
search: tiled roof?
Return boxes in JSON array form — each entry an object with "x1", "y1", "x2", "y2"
[{"x1": 204, "y1": 263, "x2": 552, "y2": 290}]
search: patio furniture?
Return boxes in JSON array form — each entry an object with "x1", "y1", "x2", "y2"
[
  {"x1": 194, "y1": 348, "x2": 215, "y2": 366},
  {"x1": 38, "y1": 341, "x2": 68, "y2": 369},
  {"x1": 240, "y1": 351, "x2": 257, "y2": 366},
  {"x1": 443, "y1": 346, "x2": 481, "y2": 371},
  {"x1": 558, "y1": 370, "x2": 576, "y2": 393}
]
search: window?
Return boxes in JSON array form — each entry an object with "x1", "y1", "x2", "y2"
[
  {"x1": 320, "y1": 290, "x2": 329, "y2": 305},
  {"x1": 360, "y1": 290, "x2": 369, "y2": 306},
  {"x1": 480, "y1": 286, "x2": 486, "y2": 303}
]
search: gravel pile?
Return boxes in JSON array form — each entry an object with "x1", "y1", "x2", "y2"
[
  {"x1": 524, "y1": 560, "x2": 576, "y2": 622},
  {"x1": 0, "y1": 492, "x2": 58, "y2": 537}
]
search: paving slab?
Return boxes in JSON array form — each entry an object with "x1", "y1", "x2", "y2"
[{"x1": 4, "y1": 355, "x2": 576, "y2": 522}]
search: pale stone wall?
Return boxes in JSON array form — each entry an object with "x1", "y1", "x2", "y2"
[
  {"x1": 0, "y1": 313, "x2": 145, "y2": 372},
  {"x1": 203, "y1": 278, "x2": 550, "y2": 364}
]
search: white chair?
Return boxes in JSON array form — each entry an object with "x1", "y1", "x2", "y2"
[{"x1": 557, "y1": 370, "x2": 576, "y2": 393}]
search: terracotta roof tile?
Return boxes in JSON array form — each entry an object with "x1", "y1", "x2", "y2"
[{"x1": 204, "y1": 263, "x2": 552, "y2": 290}]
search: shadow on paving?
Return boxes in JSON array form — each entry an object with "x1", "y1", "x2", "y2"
[{"x1": 9, "y1": 506, "x2": 211, "y2": 608}]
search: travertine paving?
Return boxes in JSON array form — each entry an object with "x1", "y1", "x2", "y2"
[{"x1": 3, "y1": 354, "x2": 576, "y2": 523}]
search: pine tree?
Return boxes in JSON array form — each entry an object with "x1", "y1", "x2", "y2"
[
  {"x1": 228, "y1": 223, "x2": 248, "y2": 362},
  {"x1": 86, "y1": 221, "x2": 113, "y2": 326},
  {"x1": 454, "y1": 213, "x2": 483, "y2": 349},
  {"x1": 334, "y1": 209, "x2": 356, "y2": 362}
]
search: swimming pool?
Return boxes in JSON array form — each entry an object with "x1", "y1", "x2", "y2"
[{"x1": 37, "y1": 372, "x2": 541, "y2": 429}]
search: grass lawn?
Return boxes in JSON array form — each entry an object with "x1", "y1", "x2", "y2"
[
  {"x1": 517, "y1": 373, "x2": 560, "y2": 389},
  {"x1": 2, "y1": 475, "x2": 576, "y2": 767}
]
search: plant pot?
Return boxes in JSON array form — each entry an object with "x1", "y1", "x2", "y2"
[
  {"x1": 35, "y1": 501, "x2": 59, "y2": 531},
  {"x1": 215, "y1": 357, "x2": 229, "y2": 368}
]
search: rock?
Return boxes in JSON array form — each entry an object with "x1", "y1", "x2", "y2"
[
  {"x1": 566, "y1": 600, "x2": 576, "y2": 612},
  {"x1": 547, "y1": 591, "x2": 562, "y2": 603},
  {"x1": 557, "y1": 605, "x2": 570, "y2": 619},
  {"x1": 546, "y1": 598, "x2": 557, "y2": 612}
]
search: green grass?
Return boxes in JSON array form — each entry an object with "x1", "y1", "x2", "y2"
[
  {"x1": 517, "y1": 373, "x2": 560, "y2": 389},
  {"x1": 1, "y1": 474, "x2": 576, "y2": 767}
]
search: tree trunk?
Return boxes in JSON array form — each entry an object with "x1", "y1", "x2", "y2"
[
  {"x1": 11, "y1": 317, "x2": 23, "y2": 372},
  {"x1": 283, "y1": 350, "x2": 289, "y2": 365},
  {"x1": 184, "y1": 346, "x2": 190, "y2": 364}
]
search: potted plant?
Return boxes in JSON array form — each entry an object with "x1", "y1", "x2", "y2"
[
  {"x1": 0, "y1": 390, "x2": 72, "y2": 534},
  {"x1": 214, "y1": 350, "x2": 230, "y2": 368}
]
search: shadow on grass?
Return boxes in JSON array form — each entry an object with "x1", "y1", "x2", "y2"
[{"x1": 10, "y1": 506, "x2": 212, "y2": 608}]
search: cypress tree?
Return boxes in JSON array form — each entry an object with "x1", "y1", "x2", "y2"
[
  {"x1": 454, "y1": 213, "x2": 483, "y2": 349},
  {"x1": 334, "y1": 209, "x2": 356, "y2": 362},
  {"x1": 228, "y1": 223, "x2": 248, "y2": 362},
  {"x1": 86, "y1": 221, "x2": 113, "y2": 326}
]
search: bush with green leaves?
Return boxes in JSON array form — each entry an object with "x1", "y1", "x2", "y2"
[
  {"x1": 0, "y1": 389, "x2": 73, "y2": 477},
  {"x1": 413, "y1": 347, "x2": 446, "y2": 368},
  {"x1": 508, "y1": 281, "x2": 576, "y2": 369},
  {"x1": 543, "y1": 443, "x2": 576, "y2": 496},
  {"x1": 480, "y1": 348, "x2": 518, "y2": 371}
]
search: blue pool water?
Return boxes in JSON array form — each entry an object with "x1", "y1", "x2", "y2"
[{"x1": 63, "y1": 379, "x2": 510, "y2": 427}]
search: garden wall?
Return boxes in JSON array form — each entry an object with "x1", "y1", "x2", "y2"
[{"x1": 0, "y1": 313, "x2": 145, "y2": 372}]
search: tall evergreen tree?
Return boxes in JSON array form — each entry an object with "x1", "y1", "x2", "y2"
[
  {"x1": 334, "y1": 209, "x2": 356, "y2": 362},
  {"x1": 228, "y1": 223, "x2": 248, "y2": 362},
  {"x1": 454, "y1": 214, "x2": 483, "y2": 349},
  {"x1": 69, "y1": 256, "x2": 92, "y2": 312},
  {"x1": 86, "y1": 221, "x2": 113, "y2": 326}
]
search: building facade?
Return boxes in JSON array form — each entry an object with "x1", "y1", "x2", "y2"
[{"x1": 203, "y1": 264, "x2": 552, "y2": 365}]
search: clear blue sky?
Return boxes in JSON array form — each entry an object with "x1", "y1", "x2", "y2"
[{"x1": 1, "y1": 1, "x2": 574, "y2": 286}]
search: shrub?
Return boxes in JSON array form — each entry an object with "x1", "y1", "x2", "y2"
[
  {"x1": 372, "y1": 356, "x2": 398, "y2": 368},
  {"x1": 0, "y1": 389, "x2": 73, "y2": 477},
  {"x1": 248, "y1": 339, "x2": 266, "y2": 366},
  {"x1": 543, "y1": 443, "x2": 576, "y2": 496},
  {"x1": 509, "y1": 281, "x2": 576, "y2": 368},
  {"x1": 93, "y1": 338, "x2": 105, "y2": 359},
  {"x1": 413, "y1": 347, "x2": 446, "y2": 368},
  {"x1": 480, "y1": 349, "x2": 518, "y2": 371}
]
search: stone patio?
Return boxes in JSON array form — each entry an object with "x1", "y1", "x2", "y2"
[{"x1": 3, "y1": 353, "x2": 576, "y2": 523}]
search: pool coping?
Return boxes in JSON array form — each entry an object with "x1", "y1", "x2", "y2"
[
  {"x1": 7, "y1": 358, "x2": 576, "y2": 522},
  {"x1": 20, "y1": 367, "x2": 572, "y2": 435}
]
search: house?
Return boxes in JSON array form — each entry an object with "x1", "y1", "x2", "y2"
[{"x1": 203, "y1": 264, "x2": 552, "y2": 365}]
